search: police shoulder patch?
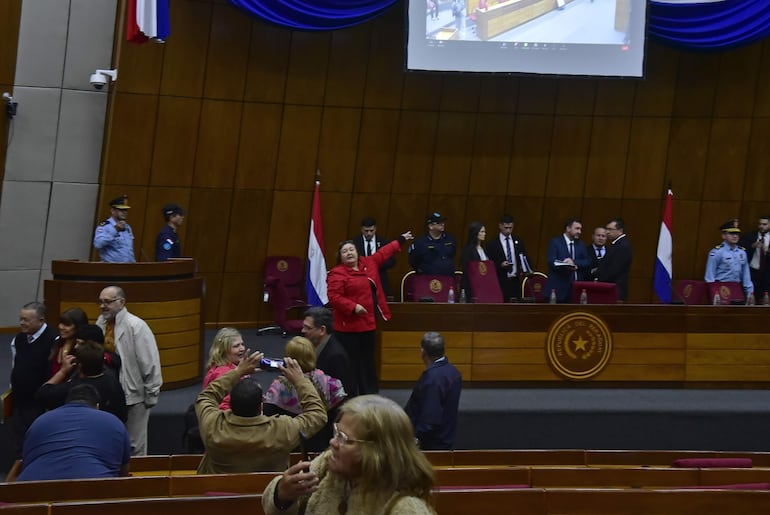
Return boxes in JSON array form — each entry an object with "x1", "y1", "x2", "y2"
[{"x1": 98, "y1": 220, "x2": 109, "y2": 226}]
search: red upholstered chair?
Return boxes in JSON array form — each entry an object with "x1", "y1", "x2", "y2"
[
  {"x1": 521, "y1": 272, "x2": 548, "y2": 302},
  {"x1": 263, "y1": 256, "x2": 305, "y2": 307},
  {"x1": 571, "y1": 281, "x2": 618, "y2": 304},
  {"x1": 260, "y1": 276, "x2": 306, "y2": 336},
  {"x1": 466, "y1": 260, "x2": 503, "y2": 303},
  {"x1": 673, "y1": 280, "x2": 710, "y2": 305},
  {"x1": 401, "y1": 271, "x2": 457, "y2": 303},
  {"x1": 707, "y1": 281, "x2": 745, "y2": 305}
]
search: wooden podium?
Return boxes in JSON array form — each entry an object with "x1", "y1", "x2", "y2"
[{"x1": 44, "y1": 259, "x2": 204, "y2": 389}]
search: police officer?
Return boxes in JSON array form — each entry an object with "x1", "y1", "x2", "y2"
[
  {"x1": 93, "y1": 195, "x2": 135, "y2": 263},
  {"x1": 705, "y1": 219, "x2": 753, "y2": 298},
  {"x1": 155, "y1": 204, "x2": 185, "y2": 261},
  {"x1": 408, "y1": 212, "x2": 457, "y2": 276}
]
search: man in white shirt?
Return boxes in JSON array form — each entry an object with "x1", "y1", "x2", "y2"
[
  {"x1": 486, "y1": 215, "x2": 533, "y2": 302},
  {"x1": 739, "y1": 216, "x2": 770, "y2": 297}
]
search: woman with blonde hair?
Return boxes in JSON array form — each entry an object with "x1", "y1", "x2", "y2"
[
  {"x1": 202, "y1": 327, "x2": 245, "y2": 410},
  {"x1": 264, "y1": 336, "x2": 346, "y2": 451},
  {"x1": 262, "y1": 395, "x2": 436, "y2": 515}
]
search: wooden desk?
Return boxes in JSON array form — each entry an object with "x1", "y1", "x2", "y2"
[
  {"x1": 379, "y1": 303, "x2": 770, "y2": 387},
  {"x1": 475, "y1": 0, "x2": 556, "y2": 41},
  {"x1": 44, "y1": 259, "x2": 204, "y2": 389}
]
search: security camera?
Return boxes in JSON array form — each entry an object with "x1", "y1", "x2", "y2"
[{"x1": 90, "y1": 69, "x2": 118, "y2": 90}]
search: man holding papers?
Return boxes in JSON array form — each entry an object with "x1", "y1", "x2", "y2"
[{"x1": 544, "y1": 219, "x2": 591, "y2": 303}]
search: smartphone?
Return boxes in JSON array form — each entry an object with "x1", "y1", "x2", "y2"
[
  {"x1": 298, "y1": 431, "x2": 310, "y2": 472},
  {"x1": 259, "y1": 357, "x2": 285, "y2": 370}
]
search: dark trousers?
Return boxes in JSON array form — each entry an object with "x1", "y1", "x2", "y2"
[
  {"x1": 750, "y1": 268, "x2": 770, "y2": 298},
  {"x1": 336, "y1": 330, "x2": 378, "y2": 396},
  {"x1": 500, "y1": 275, "x2": 522, "y2": 302}
]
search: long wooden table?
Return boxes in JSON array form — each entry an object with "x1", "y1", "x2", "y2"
[{"x1": 379, "y1": 303, "x2": 770, "y2": 387}]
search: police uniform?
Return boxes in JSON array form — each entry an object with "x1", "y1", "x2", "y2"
[
  {"x1": 155, "y1": 204, "x2": 185, "y2": 261},
  {"x1": 93, "y1": 196, "x2": 135, "y2": 263},
  {"x1": 705, "y1": 219, "x2": 753, "y2": 296},
  {"x1": 408, "y1": 212, "x2": 457, "y2": 276}
]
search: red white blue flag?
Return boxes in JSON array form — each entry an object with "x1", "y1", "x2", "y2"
[
  {"x1": 126, "y1": 0, "x2": 170, "y2": 44},
  {"x1": 654, "y1": 189, "x2": 673, "y2": 303},
  {"x1": 306, "y1": 180, "x2": 328, "y2": 306}
]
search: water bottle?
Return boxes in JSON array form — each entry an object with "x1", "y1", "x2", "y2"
[
  {"x1": 447, "y1": 286, "x2": 455, "y2": 304},
  {"x1": 764, "y1": 292, "x2": 770, "y2": 306},
  {"x1": 579, "y1": 289, "x2": 588, "y2": 305},
  {"x1": 549, "y1": 289, "x2": 557, "y2": 304},
  {"x1": 746, "y1": 292, "x2": 755, "y2": 306},
  {"x1": 713, "y1": 293, "x2": 721, "y2": 305},
  {"x1": 459, "y1": 289, "x2": 467, "y2": 304}
]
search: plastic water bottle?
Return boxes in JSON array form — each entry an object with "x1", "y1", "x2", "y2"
[
  {"x1": 447, "y1": 286, "x2": 455, "y2": 304},
  {"x1": 458, "y1": 289, "x2": 467, "y2": 304},
  {"x1": 713, "y1": 293, "x2": 721, "y2": 305},
  {"x1": 746, "y1": 292, "x2": 755, "y2": 306},
  {"x1": 579, "y1": 289, "x2": 588, "y2": 305},
  {"x1": 764, "y1": 292, "x2": 770, "y2": 306},
  {"x1": 549, "y1": 289, "x2": 557, "y2": 304}
]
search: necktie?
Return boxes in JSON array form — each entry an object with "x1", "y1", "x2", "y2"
[
  {"x1": 596, "y1": 247, "x2": 602, "y2": 258},
  {"x1": 366, "y1": 240, "x2": 372, "y2": 257},
  {"x1": 569, "y1": 241, "x2": 577, "y2": 281},
  {"x1": 104, "y1": 321, "x2": 115, "y2": 353},
  {"x1": 27, "y1": 334, "x2": 34, "y2": 343},
  {"x1": 505, "y1": 237, "x2": 516, "y2": 276},
  {"x1": 761, "y1": 235, "x2": 767, "y2": 271}
]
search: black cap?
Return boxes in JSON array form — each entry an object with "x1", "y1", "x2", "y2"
[
  {"x1": 720, "y1": 219, "x2": 741, "y2": 233},
  {"x1": 162, "y1": 204, "x2": 186, "y2": 217},
  {"x1": 110, "y1": 195, "x2": 130, "y2": 209},
  {"x1": 426, "y1": 212, "x2": 446, "y2": 224},
  {"x1": 77, "y1": 324, "x2": 105, "y2": 345}
]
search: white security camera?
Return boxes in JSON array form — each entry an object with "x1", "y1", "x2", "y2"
[{"x1": 90, "y1": 69, "x2": 118, "y2": 90}]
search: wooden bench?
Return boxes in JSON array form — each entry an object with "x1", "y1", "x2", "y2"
[{"x1": 47, "y1": 495, "x2": 264, "y2": 515}]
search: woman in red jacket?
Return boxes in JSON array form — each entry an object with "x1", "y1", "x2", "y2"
[{"x1": 327, "y1": 230, "x2": 413, "y2": 396}]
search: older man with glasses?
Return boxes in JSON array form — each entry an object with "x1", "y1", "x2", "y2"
[{"x1": 96, "y1": 285, "x2": 162, "y2": 455}]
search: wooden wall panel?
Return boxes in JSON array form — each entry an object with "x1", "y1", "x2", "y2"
[
  {"x1": 320, "y1": 192, "x2": 354, "y2": 260},
  {"x1": 672, "y1": 52, "x2": 718, "y2": 117},
  {"x1": 347, "y1": 194, "x2": 396, "y2": 237},
  {"x1": 545, "y1": 116, "x2": 592, "y2": 198},
  {"x1": 102, "y1": 93, "x2": 157, "y2": 185},
  {"x1": 275, "y1": 105, "x2": 323, "y2": 190},
  {"x1": 753, "y1": 39, "x2": 770, "y2": 117},
  {"x1": 325, "y1": 25, "x2": 370, "y2": 108},
  {"x1": 362, "y1": 11, "x2": 404, "y2": 109},
  {"x1": 594, "y1": 80, "x2": 635, "y2": 117},
  {"x1": 317, "y1": 107, "x2": 362, "y2": 192},
  {"x1": 714, "y1": 45, "x2": 760, "y2": 117},
  {"x1": 462, "y1": 197, "x2": 507, "y2": 237},
  {"x1": 192, "y1": 100, "x2": 242, "y2": 188},
  {"x1": 203, "y1": 3, "x2": 251, "y2": 100},
  {"x1": 555, "y1": 79, "x2": 596, "y2": 116},
  {"x1": 440, "y1": 75, "x2": 481, "y2": 113},
  {"x1": 150, "y1": 96, "x2": 200, "y2": 187},
  {"x1": 285, "y1": 31, "x2": 329, "y2": 106},
  {"x1": 244, "y1": 21, "x2": 290, "y2": 103},
  {"x1": 633, "y1": 43, "x2": 677, "y2": 117},
  {"x1": 702, "y1": 118, "x2": 751, "y2": 201},
  {"x1": 266, "y1": 190, "x2": 312, "y2": 256},
  {"x1": 664, "y1": 118, "x2": 710, "y2": 200},
  {"x1": 518, "y1": 77, "x2": 557, "y2": 115},
  {"x1": 184, "y1": 188, "x2": 233, "y2": 272},
  {"x1": 623, "y1": 117, "x2": 671, "y2": 199},
  {"x1": 353, "y1": 109, "x2": 400, "y2": 192},
  {"x1": 584, "y1": 117, "x2": 631, "y2": 198},
  {"x1": 509, "y1": 115, "x2": 552, "y2": 196},
  {"x1": 401, "y1": 73, "x2": 443, "y2": 111},
  {"x1": 670, "y1": 200, "x2": 702, "y2": 281},
  {"x1": 0, "y1": 0, "x2": 21, "y2": 85},
  {"x1": 468, "y1": 113, "x2": 514, "y2": 196},
  {"x1": 116, "y1": 40, "x2": 163, "y2": 96},
  {"x1": 744, "y1": 118, "x2": 770, "y2": 201},
  {"x1": 199, "y1": 272, "x2": 222, "y2": 322},
  {"x1": 234, "y1": 102, "x2": 282, "y2": 190},
  {"x1": 431, "y1": 112, "x2": 476, "y2": 195},
  {"x1": 581, "y1": 199, "x2": 623, "y2": 240},
  {"x1": 478, "y1": 75, "x2": 519, "y2": 114},
  {"x1": 224, "y1": 189, "x2": 273, "y2": 273},
  {"x1": 218, "y1": 273, "x2": 261, "y2": 324},
  {"x1": 159, "y1": 0, "x2": 211, "y2": 98},
  {"x1": 392, "y1": 111, "x2": 439, "y2": 194},
  {"x1": 505, "y1": 197, "x2": 546, "y2": 268}
]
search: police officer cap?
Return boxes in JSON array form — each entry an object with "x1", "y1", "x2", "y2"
[
  {"x1": 426, "y1": 212, "x2": 446, "y2": 224},
  {"x1": 720, "y1": 218, "x2": 741, "y2": 233},
  {"x1": 110, "y1": 195, "x2": 130, "y2": 209},
  {"x1": 76, "y1": 324, "x2": 105, "y2": 345},
  {"x1": 162, "y1": 204, "x2": 186, "y2": 217}
]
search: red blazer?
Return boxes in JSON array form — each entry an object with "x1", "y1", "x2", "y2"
[{"x1": 327, "y1": 239, "x2": 403, "y2": 333}]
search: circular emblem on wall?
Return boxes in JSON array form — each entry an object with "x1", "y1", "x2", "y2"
[
  {"x1": 277, "y1": 260, "x2": 289, "y2": 272},
  {"x1": 478, "y1": 261, "x2": 488, "y2": 275},
  {"x1": 429, "y1": 279, "x2": 443, "y2": 293},
  {"x1": 546, "y1": 312, "x2": 613, "y2": 381}
]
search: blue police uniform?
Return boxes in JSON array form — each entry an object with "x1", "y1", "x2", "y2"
[
  {"x1": 93, "y1": 217, "x2": 135, "y2": 263},
  {"x1": 155, "y1": 225, "x2": 180, "y2": 261},
  {"x1": 705, "y1": 243, "x2": 753, "y2": 296},
  {"x1": 408, "y1": 232, "x2": 457, "y2": 276}
]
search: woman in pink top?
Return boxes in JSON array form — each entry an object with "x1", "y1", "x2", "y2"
[{"x1": 203, "y1": 327, "x2": 246, "y2": 410}]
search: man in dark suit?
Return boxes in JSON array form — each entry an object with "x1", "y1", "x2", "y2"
[
  {"x1": 544, "y1": 219, "x2": 591, "y2": 303},
  {"x1": 739, "y1": 215, "x2": 770, "y2": 297},
  {"x1": 301, "y1": 307, "x2": 353, "y2": 397},
  {"x1": 586, "y1": 226, "x2": 607, "y2": 278},
  {"x1": 352, "y1": 217, "x2": 396, "y2": 298},
  {"x1": 486, "y1": 214, "x2": 533, "y2": 301},
  {"x1": 597, "y1": 218, "x2": 633, "y2": 301}
]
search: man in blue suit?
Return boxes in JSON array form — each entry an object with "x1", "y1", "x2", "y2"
[{"x1": 544, "y1": 218, "x2": 591, "y2": 303}]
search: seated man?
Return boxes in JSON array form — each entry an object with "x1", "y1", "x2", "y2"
[
  {"x1": 195, "y1": 351, "x2": 327, "y2": 474},
  {"x1": 18, "y1": 384, "x2": 130, "y2": 481},
  {"x1": 404, "y1": 332, "x2": 462, "y2": 450}
]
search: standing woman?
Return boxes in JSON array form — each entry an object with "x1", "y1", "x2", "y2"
[
  {"x1": 460, "y1": 222, "x2": 488, "y2": 301},
  {"x1": 50, "y1": 307, "x2": 88, "y2": 377},
  {"x1": 327, "y1": 230, "x2": 413, "y2": 396},
  {"x1": 203, "y1": 327, "x2": 246, "y2": 410}
]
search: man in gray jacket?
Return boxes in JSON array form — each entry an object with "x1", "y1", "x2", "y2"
[{"x1": 96, "y1": 285, "x2": 162, "y2": 455}]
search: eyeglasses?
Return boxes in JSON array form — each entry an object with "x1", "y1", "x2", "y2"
[
  {"x1": 97, "y1": 298, "x2": 123, "y2": 306},
  {"x1": 332, "y1": 423, "x2": 371, "y2": 446}
]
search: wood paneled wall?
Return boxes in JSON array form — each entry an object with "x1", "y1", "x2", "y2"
[
  {"x1": 100, "y1": 0, "x2": 770, "y2": 325},
  {"x1": 0, "y1": 0, "x2": 22, "y2": 194}
]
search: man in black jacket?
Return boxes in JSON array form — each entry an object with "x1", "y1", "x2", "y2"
[
  {"x1": 597, "y1": 218, "x2": 633, "y2": 301},
  {"x1": 301, "y1": 307, "x2": 353, "y2": 397},
  {"x1": 9, "y1": 301, "x2": 58, "y2": 458}
]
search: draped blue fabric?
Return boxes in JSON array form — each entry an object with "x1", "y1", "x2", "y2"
[{"x1": 228, "y1": 0, "x2": 770, "y2": 50}]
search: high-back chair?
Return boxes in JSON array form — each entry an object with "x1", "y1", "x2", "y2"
[
  {"x1": 707, "y1": 281, "x2": 745, "y2": 305},
  {"x1": 673, "y1": 280, "x2": 709, "y2": 305},
  {"x1": 263, "y1": 256, "x2": 305, "y2": 307},
  {"x1": 571, "y1": 281, "x2": 619, "y2": 304},
  {"x1": 521, "y1": 272, "x2": 548, "y2": 302},
  {"x1": 260, "y1": 276, "x2": 306, "y2": 336},
  {"x1": 465, "y1": 260, "x2": 503, "y2": 303},
  {"x1": 401, "y1": 271, "x2": 458, "y2": 303}
]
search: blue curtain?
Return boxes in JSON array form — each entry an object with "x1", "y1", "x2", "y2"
[{"x1": 228, "y1": 0, "x2": 770, "y2": 50}]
